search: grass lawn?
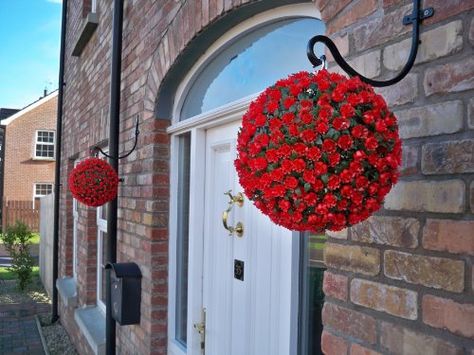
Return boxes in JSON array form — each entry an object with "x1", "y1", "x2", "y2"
[
  {"x1": 0, "y1": 265, "x2": 40, "y2": 280},
  {"x1": 30, "y1": 233, "x2": 40, "y2": 244},
  {"x1": 0, "y1": 233, "x2": 40, "y2": 244}
]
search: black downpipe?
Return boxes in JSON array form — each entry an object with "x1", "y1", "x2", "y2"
[
  {"x1": 106, "y1": 1, "x2": 124, "y2": 354},
  {"x1": 52, "y1": 0, "x2": 68, "y2": 324}
]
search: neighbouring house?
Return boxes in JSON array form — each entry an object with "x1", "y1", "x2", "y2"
[
  {"x1": 55, "y1": 1, "x2": 474, "y2": 355},
  {"x1": 2, "y1": 91, "x2": 57, "y2": 230}
]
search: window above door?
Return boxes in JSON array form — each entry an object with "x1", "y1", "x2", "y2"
[{"x1": 180, "y1": 17, "x2": 324, "y2": 121}]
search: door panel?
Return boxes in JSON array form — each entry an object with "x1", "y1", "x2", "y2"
[{"x1": 202, "y1": 121, "x2": 294, "y2": 355}]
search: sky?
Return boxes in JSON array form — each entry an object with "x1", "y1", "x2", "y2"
[{"x1": 0, "y1": 0, "x2": 62, "y2": 109}]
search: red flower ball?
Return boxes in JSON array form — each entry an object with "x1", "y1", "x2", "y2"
[
  {"x1": 69, "y1": 157, "x2": 119, "y2": 207},
  {"x1": 235, "y1": 70, "x2": 401, "y2": 232}
]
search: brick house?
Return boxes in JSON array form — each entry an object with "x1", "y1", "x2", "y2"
[
  {"x1": 55, "y1": 1, "x2": 474, "y2": 354},
  {"x1": 2, "y1": 92, "x2": 57, "y2": 206}
]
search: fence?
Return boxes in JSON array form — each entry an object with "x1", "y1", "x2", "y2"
[
  {"x1": 2, "y1": 199, "x2": 40, "y2": 232},
  {"x1": 39, "y1": 193, "x2": 54, "y2": 297}
]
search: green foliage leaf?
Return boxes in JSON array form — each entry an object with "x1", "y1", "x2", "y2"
[{"x1": 0, "y1": 221, "x2": 35, "y2": 290}]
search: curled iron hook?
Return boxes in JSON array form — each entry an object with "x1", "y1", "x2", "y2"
[
  {"x1": 307, "y1": 0, "x2": 434, "y2": 87},
  {"x1": 92, "y1": 115, "x2": 140, "y2": 160}
]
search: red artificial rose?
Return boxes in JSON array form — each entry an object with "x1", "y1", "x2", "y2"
[
  {"x1": 333, "y1": 117, "x2": 350, "y2": 131},
  {"x1": 337, "y1": 135, "x2": 353, "y2": 150},
  {"x1": 284, "y1": 97, "x2": 296, "y2": 109},
  {"x1": 340, "y1": 104, "x2": 355, "y2": 119},
  {"x1": 328, "y1": 153, "x2": 341, "y2": 167},
  {"x1": 301, "y1": 129, "x2": 316, "y2": 143},
  {"x1": 284, "y1": 176, "x2": 299, "y2": 189},
  {"x1": 322, "y1": 139, "x2": 337, "y2": 152},
  {"x1": 235, "y1": 70, "x2": 401, "y2": 232}
]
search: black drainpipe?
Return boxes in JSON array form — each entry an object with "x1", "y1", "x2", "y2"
[
  {"x1": 106, "y1": 1, "x2": 124, "y2": 354},
  {"x1": 52, "y1": 0, "x2": 68, "y2": 324}
]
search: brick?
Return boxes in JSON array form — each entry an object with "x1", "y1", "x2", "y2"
[
  {"x1": 383, "y1": 0, "x2": 404, "y2": 8},
  {"x1": 380, "y1": 321, "x2": 463, "y2": 355},
  {"x1": 375, "y1": 73, "x2": 417, "y2": 107},
  {"x1": 468, "y1": 98, "x2": 474, "y2": 129},
  {"x1": 320, "y1": 0, "x2": 351, "y2": 23},
  {"x1": 326, "y1": 228, "x2": 348, "y2": 240},
  {"x1": 400, "y1": 144, "x2": 418, "y2": 176},
  {"x1": 396, "y1": 101, "x2": 463, "y2": 139},
  {"x1": 314, "y1": 0, "x2": 331, "y2": 12},
  {"x1": 423, "y1": 295, "x2": 474, "y2": 338},
  {"x1": 353, "y1": 4, "x2": 411, "y2": 52},
  {"x1": 347, "y1": 50, "x2": 381, "y2": 79},
  {"x1": 422, "y1": 139, "x2": 474, "y2": 175},
  {"x1": 350, "y1": 343, "x2": 381, "y2": 355},
  {"x1": 383, "y1": 21, "x2": 463, "y2": 71},
  {"x1": 384, "y1": 250, "x2": 465, "y2": 292},
  {"x1": 325, "y1": 34, "x2": 349, "y2": 63},
  {"x1": 323, "y1": 271, "x2": 348, "y2": 301},
  {"x1": 327, "y1": 0, "x2": 377, "y2": 33},
  {"x1": 384, "y1": 179, "x2": 465, "y2": 213},
  {"x1": 424, "y1": 57, "x2": 474, "y2": 96},
  {"x1": 324, "y1": 243, "x2": 380, "y2": 276},
  {"x1": 470, "y1": 17, "x2": 474, "y2": 46},
  {"x1": 424, "y1": 0, "x2": 474, "y2": 25},
  {"x1": 322, "y1": 303, "x2": 377, "y2": 344},
  {"x1": 423, "y1": 219, "x2": 474, "y2": 255},
  {"x1": 321, "y1": 331, "x2": 349, "y2": 355},
  {"x1": 351, "y1": 216, "x2": 419, "y2": 248},
  {"x1": 350, "y1": 279, "x2": 417, "y2": 319},
  {"x1": 472, "y1": 181, "x2": 474, "y2": 213}
]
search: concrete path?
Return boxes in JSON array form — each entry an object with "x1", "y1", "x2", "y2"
[{"x1": 0, "y1": 301, "x2": 49, "y2": 354}]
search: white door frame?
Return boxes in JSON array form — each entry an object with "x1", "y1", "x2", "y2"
[
  {"x1": 167, "y1": 4, "x2": 322, "y2": 354},
  {"x1": 168, "y1": 99, "x2": 301, "y2": 355}
]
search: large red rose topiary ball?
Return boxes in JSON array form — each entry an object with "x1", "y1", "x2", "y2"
[
  {"x1": 235, "y1": 70, "x2": 401, "y2": 232},
  {"x1": 69, "y1": 157, "x2": 119, "y2": 207}
]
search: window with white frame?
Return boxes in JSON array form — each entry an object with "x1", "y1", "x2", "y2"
[
  {"x1": 34, "y1": 183, "x2": 53, "y2": 199},
  {"x1": 34, "y1": 130, "x2": 55, "y2": 159},
  {"x1": 96, "y1": 151, "x2": 109, "y2": 312},
  {"x1": 97, "y1": 202, "x2": 108, "y2": 311}
]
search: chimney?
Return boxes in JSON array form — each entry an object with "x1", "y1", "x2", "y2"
[{"x1": 44, "y1": 88, "x2": 48, "y2": 97}]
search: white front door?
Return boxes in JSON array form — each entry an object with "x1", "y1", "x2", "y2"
[{"x1": 201, "y1": 120, "x2": 296, "y2": 355}]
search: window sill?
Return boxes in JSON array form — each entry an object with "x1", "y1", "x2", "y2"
[
  {"x1": 72, "y1": 12, "x2": 98, "y2": 57},
  {"x1": 32, "y1": 157, "x2": 55, "y2": 161},
  {"x1": 56, "y1": 277, "x2": 77, "y2": 308},
  {"x1": 75, "y1": 306, "x2": 105, "y2": 355}
]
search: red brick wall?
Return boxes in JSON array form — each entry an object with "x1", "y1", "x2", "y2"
[
  {"x1": 3, "y1": 94, "x2": 57, "y2": 202},
  {"x1": 58, "y1": 0, "x2": 474, "y2": 354},
  {"x1": 319, "y1": 0, "x2": 474, "y2": 354}
]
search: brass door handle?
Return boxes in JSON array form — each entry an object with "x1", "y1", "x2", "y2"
[{"x1": 222, "y1": 190, "x2": 244, "y2": 237}]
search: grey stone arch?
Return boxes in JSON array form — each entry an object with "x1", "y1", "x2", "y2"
[{"x1": 144, "y1": 0, "x2": 313, "y2": 121}]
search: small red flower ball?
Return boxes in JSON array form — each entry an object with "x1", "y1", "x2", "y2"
[
  {"x1": 235, "y1": 70, "x2": 401, "y2": 232},
  {"x1": 69, "y1": 157, "x2": 119, "y2": 207}
]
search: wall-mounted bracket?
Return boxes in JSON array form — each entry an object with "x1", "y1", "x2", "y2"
[
  {"x1": 307, "y1": 0, "x2": 434, "y2": 87},
  {"x1": 403, "y1": 7, "x2": 434, "y2": 25},
  {"x1": 92, "y1": 116, "x2": 140, "y2": 160}
]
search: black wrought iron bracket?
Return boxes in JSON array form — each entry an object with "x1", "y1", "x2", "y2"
[
  {"x1": 307, "y1": 0, "x2": 434, "y2": 87},
  {"x1": 92, "y1": 116, "x2": 140, "y2": 160}
]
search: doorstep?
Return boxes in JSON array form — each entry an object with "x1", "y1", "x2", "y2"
[{"x1": 74, "y1": 306, "x2": 105, "y2": 355}]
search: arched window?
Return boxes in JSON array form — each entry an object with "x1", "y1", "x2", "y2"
[{"x1": 179, "y1": 17, "x2": 325, "y2": 120}]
